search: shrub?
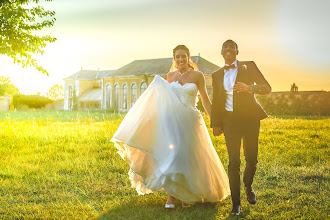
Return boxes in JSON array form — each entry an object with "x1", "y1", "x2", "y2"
[
  {"x1": 257, "y1": 91, "x2": 330, "y2": 116},
  {"x1": 13, "y1": 94, "x2": 53, "y2": 110}
]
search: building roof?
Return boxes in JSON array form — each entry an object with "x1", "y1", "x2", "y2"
[
  {"x1": 78, "y1": 88, "x2": 103, "y2": 102},
  {"x1": 110, "y1": 56, "x2": 220, "y2": 77},
  {"x1": 63, "y1": 70, "x2": 116, "y2": 80},
  {"x1": 64, "y1": 56, "x2": 220, "y2": 80},
  {"x1": 192, "y1": 56, "x2": 221, "y2": 74},
  {"x1": 98, "y1": 70, "x2": 116, "y2": 78}
]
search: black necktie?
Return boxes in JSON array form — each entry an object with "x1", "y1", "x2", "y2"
[{"x1": 224, "y1": 64, "x2": 236, "y2": 70}]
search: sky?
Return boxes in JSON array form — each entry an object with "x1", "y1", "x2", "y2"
[{"x1": 0, "y1": 0, "x2": 329, "y2": 95}]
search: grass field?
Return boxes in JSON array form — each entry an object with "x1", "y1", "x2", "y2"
[{"x1": 0, "y1": 111, "x2": 329, "y2": 219}]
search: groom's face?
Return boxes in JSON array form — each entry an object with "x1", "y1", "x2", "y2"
[{"x1": 221, "y1": 42, "x2": 238, "y2": 62}]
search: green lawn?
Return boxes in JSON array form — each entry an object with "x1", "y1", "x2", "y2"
[
  {"x1": 0, "y1": 110, "x2": 123, "y2": 122},
  {"x1": 0, "y1": 111, "x2": 329, "y2": 219}
]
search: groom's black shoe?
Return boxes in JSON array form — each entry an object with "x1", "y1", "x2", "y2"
[
  {"x1": 231, "y1": 204, "x2": 240, "y2": 216},
  {"x1": 244, "y1": 186, "x2": 256, "y2": 204}
]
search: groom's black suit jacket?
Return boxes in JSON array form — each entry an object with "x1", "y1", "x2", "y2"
[{"x1": 211, "y1": 61, "x2": 272, "y2": 130}]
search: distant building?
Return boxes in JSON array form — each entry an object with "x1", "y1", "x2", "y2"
[
  {"x1": 291, "y1": 83, "x2": 298, "y2": 92},
  {"x1": 63, "y1": 56, "x2": 220, "y2": 111},
  {"x1": 45, "y1": 99, "x2": 64, "y2": 111},
  {"x1": 0, "y1": 95, "x2": 11, "y2": 111}
]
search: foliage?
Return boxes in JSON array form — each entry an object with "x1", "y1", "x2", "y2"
[
  {"x1": 0, "y1": 0, "x2": 56, "y2": 75},
  {"x1": 46, "y1": 84, "x2": 63, "y2": 100},
  {"x1": 257, "y1": 91, "x2": 330, "y2": 116},
  {"x1": 0, "y1": 112, "x2": 328, "y2": 219},
  {"x1": 196, "y1": 98, "x2": 205, "y2": 112},
  {"x1": 0, "y1": 76, "x2": 19, "y2": 96},
  {"x1": 13, "y1": 93, "x2": 52, "y2": 109}
]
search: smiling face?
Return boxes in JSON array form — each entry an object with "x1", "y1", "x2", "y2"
[
  {"x1": 221, "y1": 41, "x2": 239, "y2": 64},
  {"x1": 174, "y1": 49, "x2": 189, "y2": 71}
]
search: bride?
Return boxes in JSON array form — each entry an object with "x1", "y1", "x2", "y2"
[{"x1": 111, "y1": 45, "x2": 230, "y2": 208}]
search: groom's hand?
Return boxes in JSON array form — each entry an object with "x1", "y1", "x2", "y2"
[
  {"x1": 213, "y1": 127, "x2": 223, "y2": 136},
  {"x1": 233, "y1": 82, "x2": 252, "y2": 93}
]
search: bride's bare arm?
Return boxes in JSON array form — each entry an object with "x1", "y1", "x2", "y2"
[
  {"x1": 167, "y1": 71, "x2": 174, "y2": 83},
  {"x1": 196, "y1": 72, "x2": 211, "y2": 116}
]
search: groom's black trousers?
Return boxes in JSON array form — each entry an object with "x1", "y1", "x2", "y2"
[{"x1": 223, "y1": 111, "x2": 260, "y2": 206}]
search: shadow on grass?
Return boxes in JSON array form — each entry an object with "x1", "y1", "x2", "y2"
[
  {"x1": 302, "y1": 174, "x2": 330, "y2": 182},
  {"x1": 97, "y1": 197, "x2": 232, "y2": 220},
  {"x1": 271, "y1": 115, "x2": 330, "y2": 120}
]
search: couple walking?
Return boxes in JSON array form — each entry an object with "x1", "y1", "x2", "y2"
[{"x1": 111, "y1": 40, "x2": 271, "y2": 215}]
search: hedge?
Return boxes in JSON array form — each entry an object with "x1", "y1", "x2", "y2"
[{"x1": 13, "y1": 94, "x2": 53, "y2": 110}]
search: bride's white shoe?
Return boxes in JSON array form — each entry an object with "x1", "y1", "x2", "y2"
[
  {"x1": 165, "y1": 204, "x2": 175, "y2": 209},
  {"x1": 165, "y1": 196, "x2": 176, "y2": 209}
]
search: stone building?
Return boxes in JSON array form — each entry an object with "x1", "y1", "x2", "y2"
[
  {"x1": 0, "y1": 95, "x2": 11, "y2": 111},
  {"x1": 63, "y1": 56, "x2": 220, "y2": 111}
]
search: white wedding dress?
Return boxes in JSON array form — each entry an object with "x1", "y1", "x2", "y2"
[{"x1": 111, "y1": 75, "x2": 230, "y2": 204}]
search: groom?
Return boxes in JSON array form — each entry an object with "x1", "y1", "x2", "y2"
[{"x1": 211, "y1": 39, "x2": 271, "y2": 215}]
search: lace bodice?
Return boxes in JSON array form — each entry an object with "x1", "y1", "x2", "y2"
[{"x1": 170, "y1": 81, "x2": 199, "y2": 107}]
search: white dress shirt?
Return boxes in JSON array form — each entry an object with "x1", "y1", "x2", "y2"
[{"x1": 223, "y1": 60, "x2": 238, "y2": 112}]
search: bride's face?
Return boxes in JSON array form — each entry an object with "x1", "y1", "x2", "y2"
[{"x1": 174, "y1": 49, "x2": 189, "y2": 70}]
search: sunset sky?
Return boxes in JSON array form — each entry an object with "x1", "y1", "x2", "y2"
[{"x1": 0, "y1": 0, "x2": 329, "y2": 95}]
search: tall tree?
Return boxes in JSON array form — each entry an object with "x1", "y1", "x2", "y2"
[
  {"x1": 0, "y1": 0, "x2": 56, "y2": 75},
  {"x1": 46, "y1": 84, "x2": 63, "y2": 100},
  {"x1": 0, "y1": 76, "x2": 19, "y2": 96}
]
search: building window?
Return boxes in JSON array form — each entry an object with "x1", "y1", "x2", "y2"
[
  {"x1": 114, "y1": 83, "x2": 120, "y2": 109},
  {"x1": 131, "y1": 83, "x2": 137, "y2": 107},
  {"x1": 105, "y1": 83, "x2": 111, "y2": 108},
  {"x1": 140, "y1": 81, "x2": 147, "y2": 95},
  {"x1": 122, "y1": 83, "x2": 128, "y2": 109}
]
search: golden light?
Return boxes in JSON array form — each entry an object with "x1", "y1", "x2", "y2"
[
  {"x1": 169, "y1": 144, "x2": 174, "y2": 149},
  {"x1": 275, "y1": 0, "x2": 330, "y2": 66}
]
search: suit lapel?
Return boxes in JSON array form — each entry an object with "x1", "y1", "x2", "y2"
[
  {"x1": 235, "y1": 60, "x2": 242, "y2": 84},
  {"x1": 219, "y1": 68, "x2": 225, "y2": 95},
  {"x1": 233, "y1": 61, "x2": 242, "y2": 113}
]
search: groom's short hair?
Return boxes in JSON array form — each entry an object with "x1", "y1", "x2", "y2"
[{"x1": 222, "y1": 40, "x2": 238, "y2": 50}]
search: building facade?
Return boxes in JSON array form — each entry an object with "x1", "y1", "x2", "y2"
[
  {"x1": 0, "y1": 95, "x2": 11, "y2": 111},
  {"x1": 63, "y1": 56, "x2": 220, "y2": 111}
]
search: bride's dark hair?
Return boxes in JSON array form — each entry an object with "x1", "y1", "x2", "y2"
[{"x1": 171, "y1": 45, "x2": 198, "y2": 71}]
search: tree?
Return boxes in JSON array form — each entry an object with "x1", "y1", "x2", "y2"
[
  {"x1": 46, "y1": 84, "x2": 63, "y2": 100},
  {"x1": 0, "y1": 76, "x2": 19, "y2": 96},
  {"x1": 0, "y1": 0, "x2": 56, "y2": 75}
]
